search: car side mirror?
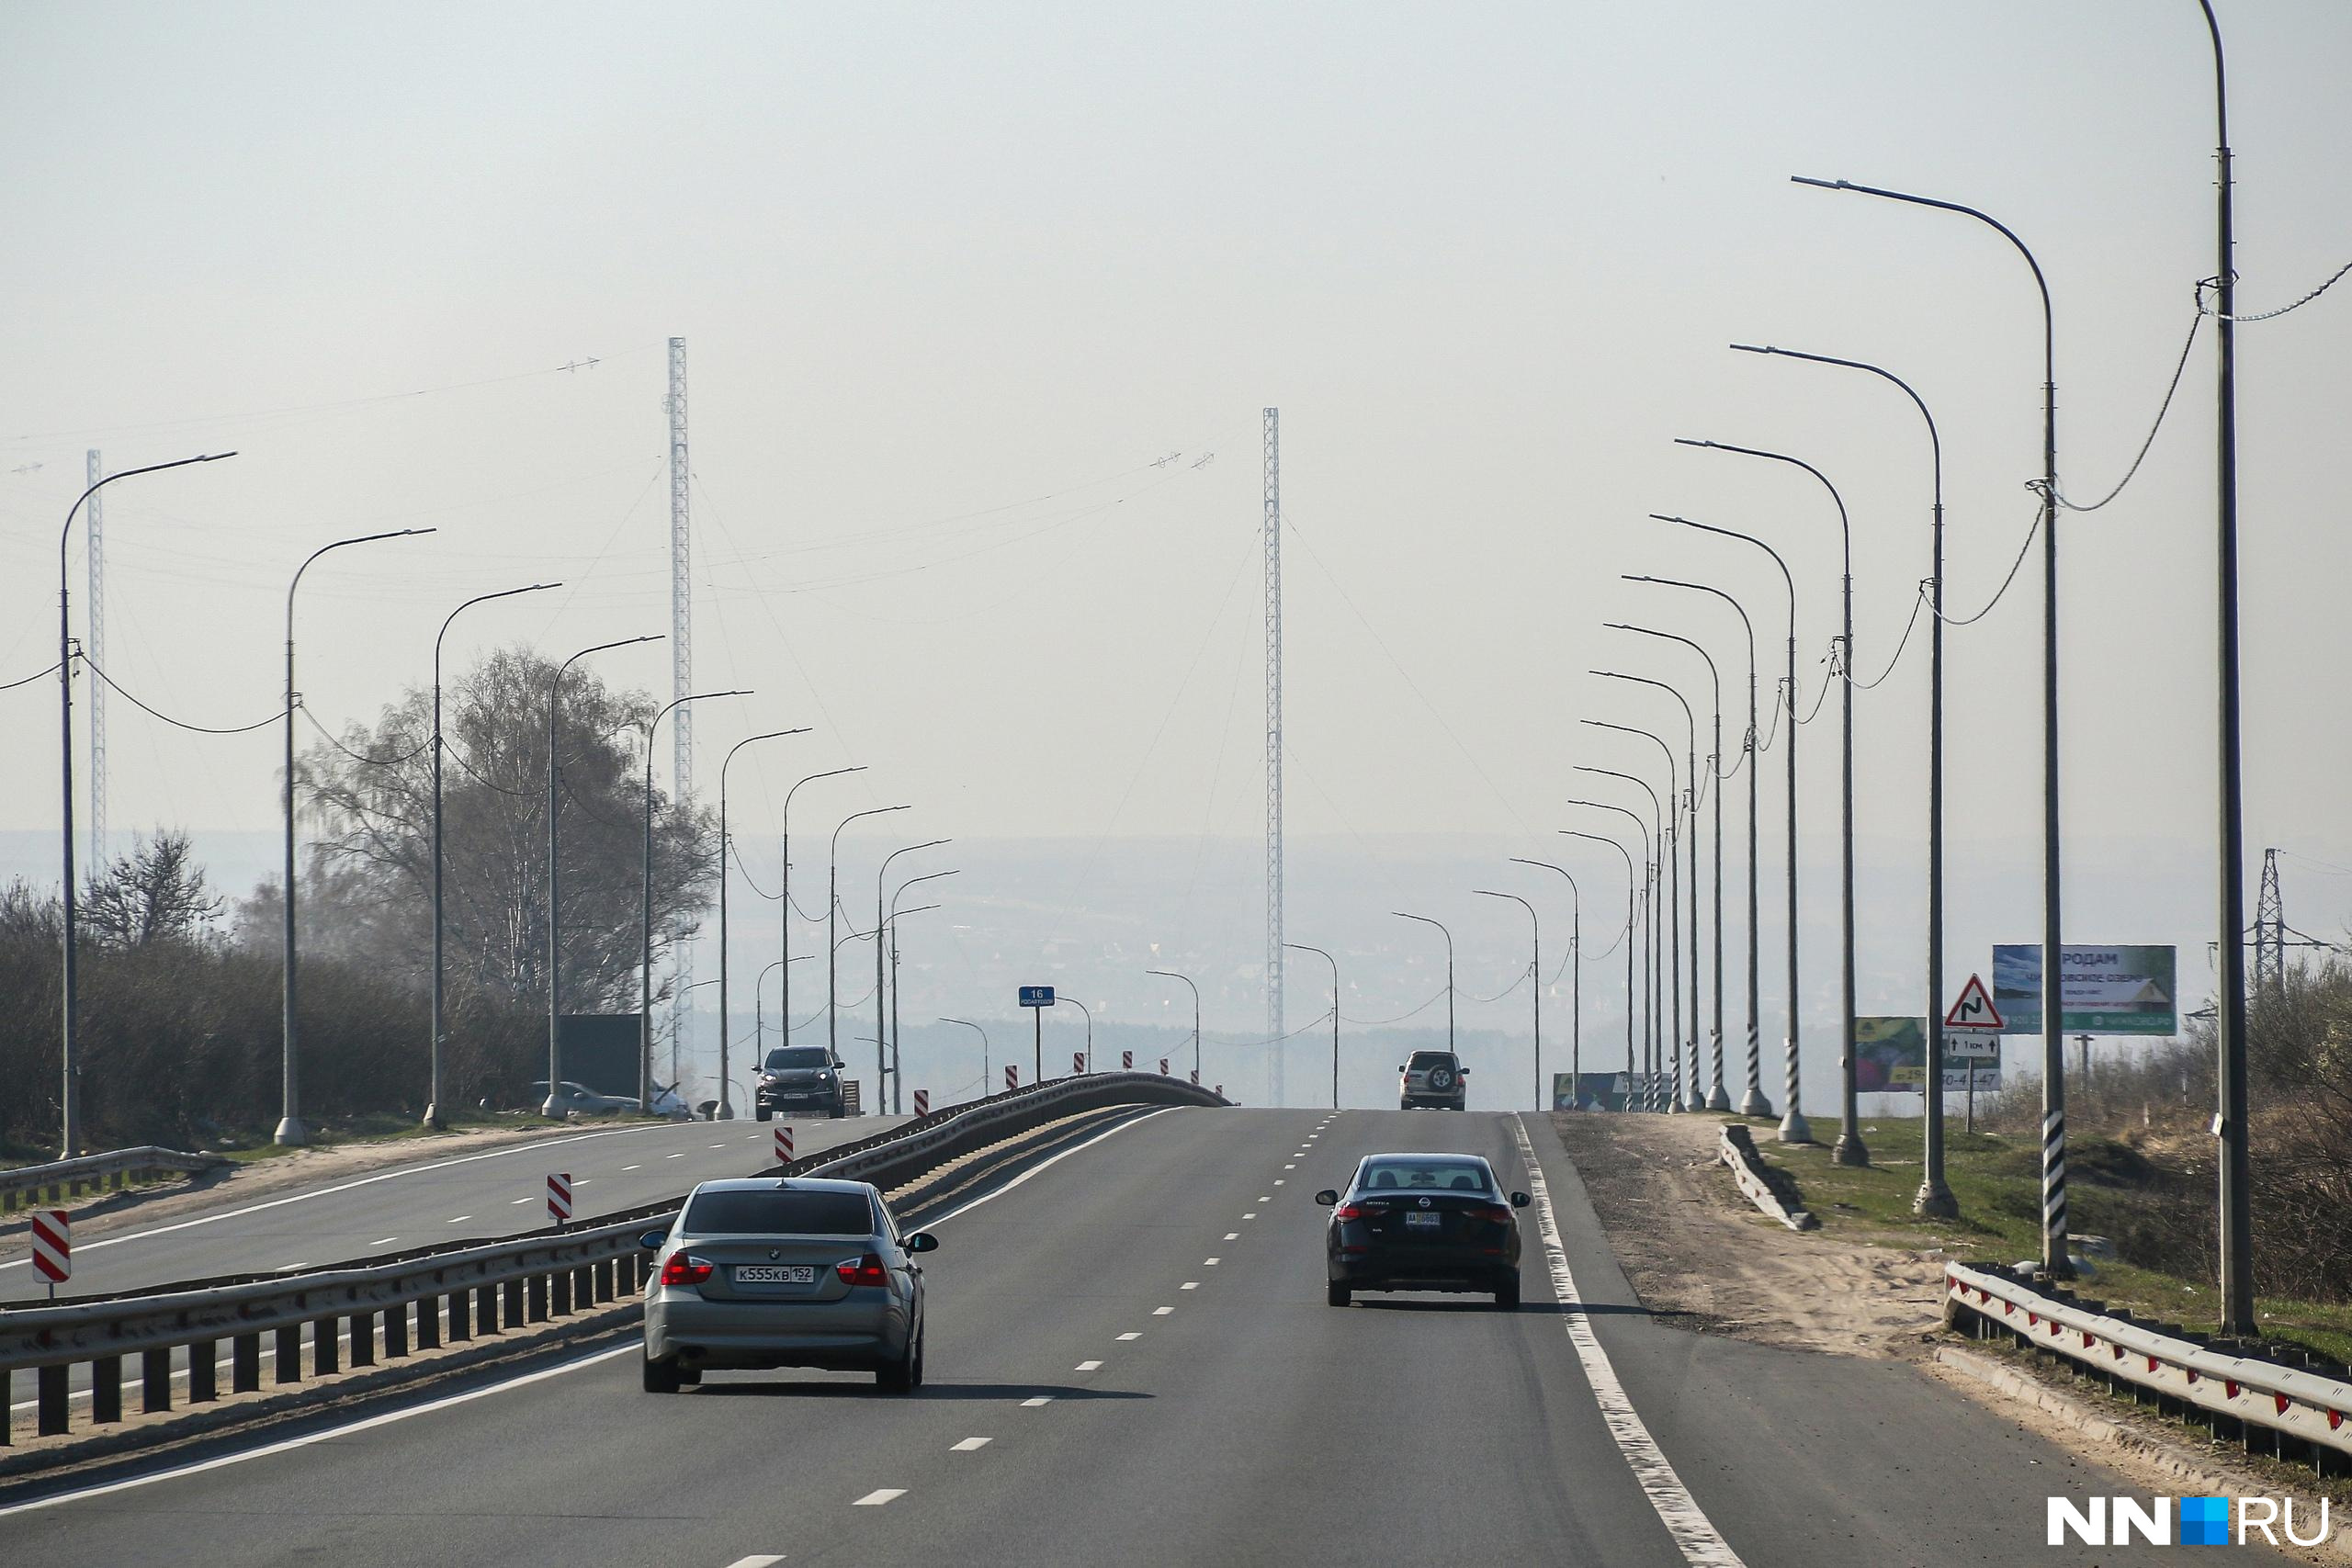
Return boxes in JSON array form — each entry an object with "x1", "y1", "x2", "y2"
[
  {"x1": 1509, "y1": 1191, "x2": 1531, "y2": 1209},
  {"x1": 1313, "y1": 1189, "x2": 1340, "y2": 1206},
  {"x1": 903, "y1": 1232, "x2": 940, "y2": 1254},
  {"x1": 1395, "y1": 1065, "x2": 1405, "y2": 1073},
  {"x1": 639, "y1": 1229, "x2": 669, "y2": 1250},
  {"x1": 1458, "y1": 1068, "x2": 1470, "y2": 1077}
]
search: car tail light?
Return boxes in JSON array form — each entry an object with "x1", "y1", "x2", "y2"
[
  {"x1": 1334, "y1": 1203, "x2": 1374, "y2": 1223},
  {"x1": 1469, "y1": 1204, "x2": 1513, "y2": 1225},
  {"x1": 835, "y1": 1253, "x2": 889, "y2": 1287},
  {"x1": 660, "y1": 1253, "x2": 713, "y2": 1288}
]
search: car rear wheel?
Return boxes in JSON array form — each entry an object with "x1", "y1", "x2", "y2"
[
  {"x1": 1326, "y1": 1280, "x2": 1351, "y2": 1307},
  {"x1": 642, "y1": 1352, "x2": 682, "y2": 1393},
  {"x1": 754, "y1": 1105, "x2": 772, "y2": 1122},
  {"x1": 877, "y1": 1324, "x2": 923, "y2": 1393},
  {"x1": 1494, "y1": 1273, "x2": 1521, "y2": 1311}
]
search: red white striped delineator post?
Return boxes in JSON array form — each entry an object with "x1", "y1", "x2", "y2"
[
  {"x1": 913, "y1": 1089, "x2": 931, "y2": 1116},
  {"x1": 1159, "y1": 1057, "x2": 1169, "y2": 1076},
  {"x1": 1005, "y1": 1065, "x2": 1018, "y2": 1092},
  {"x1": 1073, "y1": 1051, "x2": 1085, "y2": 1076},
  {"x1": 1215, "y1": 1084, "x2": 1224, "y2": 1098},
  {"x1": 1190, "y1": 1069, "x2": 1200, "y2": 1086},
  {"x1": 30, "y1": 1209, "x2": 69, "y2": 1286},
  {"x1": 1122, "y1": 1051, "x2": 1133, "y2": 1070},
  {"x1": 775, "y1": 1124, "x2": 795, "y2": 1163},
  {"x1": 547, "y1": 1173, "x2": 572, "y2": 1225}
]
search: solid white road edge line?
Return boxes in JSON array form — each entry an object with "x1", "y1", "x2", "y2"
[
  {"x1": 0, "y1": 1344, "x2": 638, "y2": 1519},
  {"x1": 1510, "y1": 1116, "x2": 1746, "y2": 1568}
]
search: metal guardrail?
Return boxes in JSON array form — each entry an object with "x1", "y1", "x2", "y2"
[
  {"x1": 2, "y1": 1147, "x2": 228, "y2": 1213},
  {"x1": 1716, "y1": 1124, "x2": 1817, "y2": 1232},
  {"x1": 1944, "y1": 1261, "x2": 2352, "y2": 1471},
  {"x1": 0, "y1": 1070, "x2": 1224, "y2": 1448}
]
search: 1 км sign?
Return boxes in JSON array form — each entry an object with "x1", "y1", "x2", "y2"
[{"x1": 1992, "y1": 944, "x2": 2177, "y2": 1036}]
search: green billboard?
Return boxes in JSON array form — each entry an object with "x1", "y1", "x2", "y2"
[{"x1": 1991, "y1": 944, "x2": 2177, "y2": 1035}]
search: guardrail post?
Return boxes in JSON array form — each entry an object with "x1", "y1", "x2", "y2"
[
  {"x1": 141, "y1": 1348, "x2": 173, "y2": 1413},
  {"x1": 574, "y1": 1262, "x2": 594, "y2": 1308},
  {"x1": 37, "y1": 1364, "x2": 68, "y2": 1436},
  {"x1": 549, "y1": 1265, "x2": 572, "y2": 1316},
  {"x1": 434, "y1": 1292, "x2": 458, "y2": 1345},
  {"x1": 384, "y1": 1302, "x2": 409, "y2": 1359},
  {"x1": 348, "y1": 1310, "x2": 375, "y2": 1368},
  {"x1": 1, "y1": 1367, "x2": 10, "y2": 1443},
  {"x1": 591, "y1": 1258, "x2": 613, "y2": 1303},
  {"x1": 502, "y1": 1278, "x2": 523, "y2": 1328},
  {"x1": 311, "y1": 1315, "x2": 338, "y2": 1377},
  {"x1": 274, "y1": 1325, "x2": 301, "y2": 1383},
  {"x1": 92, "y1": 1354, "x2": 122, "y2": 1423},
  {"x1": 189, "y1": 1338, "x2": 217, "y2": 1404},
  {"x1": 526, "y1": 1272, "x2": 549, "y2": 1323},
  {"x1": 232, "y1": 1332, "x2": 261, "y2": 1392}
]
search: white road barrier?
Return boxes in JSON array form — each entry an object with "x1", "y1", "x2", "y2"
[{"x1": 1715, "y1": 1125, "x2": 1817, "y2": 1232}]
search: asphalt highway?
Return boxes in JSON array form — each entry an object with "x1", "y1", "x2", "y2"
[
  {"x1": 0, "y1": 1113, "x2": 906, "y2": 1304},
  {"x1": 5, "y1": 1109, "x2": 2226, "y2": 1565}
]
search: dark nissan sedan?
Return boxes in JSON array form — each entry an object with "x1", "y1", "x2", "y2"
[{"x1": 1316, "y1": 1153, "x2": 1529, "y2": 1309}]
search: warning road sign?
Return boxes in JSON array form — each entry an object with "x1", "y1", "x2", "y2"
[{"x1": 1944, "y1": 974, "x2": 2004, "y2": 1032}]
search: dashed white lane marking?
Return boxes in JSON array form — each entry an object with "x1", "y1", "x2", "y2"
[
  {"x1": 369, "y1": 1236, "x2": 398, "y2": 1247},
  {"x1": 447, "y1": 1215, "x2": 471, "y2": 1224},
  {"x1": 1075, "y1": 1360, "x2": 1102, "y2": 1372},
  {"x1": 951, "y1": 1438, "x2": 990, "y2": 1451},
  {"x1": 1224, "y1": 1232, "x2": 1239, "y2": 1240},
  {"x1": 1021, "y1": 1395, "x2": 1054, "y2": 1407},
  {"x1": 709, "y1": 1144, "x2": 728, "y2": 1150},
  {"x1": 1243, "y1": 1212, "x2": 1257, "y2": 1219},
  {"x1": 854, "y1": 1489, "x2": 905, "y2": 1506},
  {"x1": 666, "y1": 1152, "x2": 688, "y2": 1159},
  {"x1": 1153, "y1": 1306, "x2": 1173, "y2": 1315},
  {"x1": 510, "y1": 1197, "x2": 533, "y2": 1205},
  {"x1": 1181, "y1": 1281, "x2": 1198, "y2": 1290},
  {"x1": 1258, "y1": 1195, "x2": 1271, "y2": 1201},
  {"x1": 1283, "y1": 1164, "x2": 1295, "y2": 1170},
  {"x1": 1510, "y1": 1117, "x2": 1746, "y2": 1567},
  {"x1": 727, "y1": 1556, "x2": 786, "y2": 1567},
  {"x1": 621, "y1": 1164, "x2": 643, "y2": 1171},
  {"x1": 1272, "y1": 1179, "x2": 1284, "y2": 1186},
  {"x1": 1116, "y1": 1332, "x2": 1140, "y2": 1341},
  {"x1": 0, "y1": 1344, "x2": 636, "y2": 1518},
  {"x1": 1204, "y1": 1258, "x2": 1221, "y2": 1266}
]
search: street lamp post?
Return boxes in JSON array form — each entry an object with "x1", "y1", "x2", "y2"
[
  {"x1": 1630, "y1": 576, "x2": 1766, "y2": 1116},
  {"x1": 1792, "y1": 173, "x2": 2064, "y2": 1265},
  {"x1": 1473, "y1": 891, "x2": 1540, "y2": 1109},
  {"x1": 886, "y1": 868, "x2": 958, "y2": 1110},
  {"x1": 1390, "y1": 913, "x2": 1455, "y2": 1052},
  {"x1": 1596, "y1": 675, "x2": 1702, "y2": 1112},
  {"x1": 829, "y1": 805, "x2": 910, "y2": 1069},
  {"x1": 428, "y1": 581, "x2": 560, "y2": 1129},
  {"x1": 639, "y1": 690, "x2": 748, "y2": 1111},
  {"x1": 542, "y1": 635, "x2": 663, "y2": 1121},
  {"x1": 1656, "y1": 514, "x2": 1810, "y2": 1143},
  {"x1": 754, "y1": 957, "x2": 786, "y2": 1056},
  {"x1": 1283, "y1": 942, "x2": 1340, "y2": 1109},
  {"x1": 1575, "y1": 770, "x2": 1666, "y2": 1109},
  {"x1": 1510, "y1": 860, "x2": 1582, "y2": 1107},
  {"x1": 1731, "y1": 344, "x2": 1955, "y2": 1203},
  {"x1": 1146, "y1": 969, "x2": 1202, "y2": 1084},
  {"x1": 280, "y1": 526, "x2": 437, "y2": 1146},
  {"x1": 1607, "y1": 626, "x2": 1728, "y2": 1111},
  {"x1": 1057, "y1": 993, "x2": 1092, "y2": 1073},
  {"x1": 1680, "y1": 439, "x2": 1863, "y2": 1163},
  {"x1": 940, "y1": 1017, "x2": 989, "y2": 1100},
  {"x1": 876, "y1": 840, "x2": 949, "y2": 1111},
  {"x1": 53, "y1": 451, "x2": 237, "y2": 1157},
  {"x1": 780, "y1": 766, "x2": 864, "y2": 1083},
  {"x1": 718, "y1": 730, "x2": 808, "y2": 1120},
  {"x1": 1560, "y1": 830, "x2": 1636, "y2": 1108}
]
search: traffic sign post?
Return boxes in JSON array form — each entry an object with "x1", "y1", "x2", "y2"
[
  {"x1": 1020, "y1": 986, "x2": 1053, "y2": 1086},
  {"x1": 547, "y1": 1173, "x2": 572, "y2": 1226},
  {"x1": 30, "y1": 1209, "x2": 68, "y2": 1300},
  {"x1": 1941, "y1": 974, "x2": 2006, "y2": 1148}
]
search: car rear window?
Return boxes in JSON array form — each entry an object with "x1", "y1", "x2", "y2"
[
  {"x1": 1406, "y1": 1052, "x2": 1457, "y2": 1070},
  {"x1": 1358, "y1": 1158, "x2": 1493, "y2": 1193},
  {"x1": 684, "y1": 1189, "x2": 874, "y2": 1235},
  {"x1": 763, "y1": 1047, "x2": 831, "y2": 1070}
]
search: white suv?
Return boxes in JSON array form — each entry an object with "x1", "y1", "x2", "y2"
[{"x1": 1397, "y1": 1050, "x2": 1467, "y2": 1111}]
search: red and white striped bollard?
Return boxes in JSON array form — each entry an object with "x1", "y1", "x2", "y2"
[{"x1": 547, "y1": 1173, "x2": 572, "y2": 1224}]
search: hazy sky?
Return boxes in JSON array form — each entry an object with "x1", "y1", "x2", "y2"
[{"x1": 2, "y1": 2, "x2": 2347, "y2": 1059}]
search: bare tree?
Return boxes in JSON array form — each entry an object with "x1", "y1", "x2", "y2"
[{"x1": 82, "y1": 829, "x2": 225, "y2": 949}]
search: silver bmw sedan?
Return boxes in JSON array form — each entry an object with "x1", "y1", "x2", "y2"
[{"x1": 640, "y1": 1177, "x2": 937, "y2": 1393}]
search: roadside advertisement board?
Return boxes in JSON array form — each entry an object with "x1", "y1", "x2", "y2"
[
  {"x1": 1855, "y1": 1016, "x2": 2003, "y2": 1094},
  {"x1": 1991, "y1": 945, "x2": 2178, "y2": 1035}
]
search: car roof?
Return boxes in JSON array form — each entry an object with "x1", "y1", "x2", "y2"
[
  {"x1": 688, "y1": 1177, "x2": 876, "y2": 1197},
  {"x1": 1357, "y1": 1151, "x2": 1493, "y2": 1165}
]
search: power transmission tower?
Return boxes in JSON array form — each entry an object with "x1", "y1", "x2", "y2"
[
  {"x1": 667, "y1": 338, "x2": 695, "y2": 1077},
  {"x1": 1263, "y1": 407, "x2": 1284, "y2": 1105},
  {"x1": 2253, "y1": 847, "x2": 2284, "y2": 997},
  {"x1": 85, "y1": 449, "x2": 107, "y2": 877}
]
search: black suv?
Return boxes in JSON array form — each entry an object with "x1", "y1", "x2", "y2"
[
  {"x1": 1397, "y1": 1049, "x2": 1467, "y2": 1110},
  {"x1": 755, "y1": 1045, "x2": 848, "y2": 1120}
]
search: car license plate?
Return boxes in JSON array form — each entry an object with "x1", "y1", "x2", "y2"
[
  {"x1": 733, "y1": 1265, "x2": 816, "y2": 1284},
  {"x1": 1405, "y1": 1212, "x2": 1442, "y2": 1231}
]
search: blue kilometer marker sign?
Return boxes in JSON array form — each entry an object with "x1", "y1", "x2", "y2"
[{"x1": 1019, "y1": 986, "x2": 1055, "y2": 1008}]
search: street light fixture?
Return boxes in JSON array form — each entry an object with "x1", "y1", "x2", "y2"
[
  {"x1": 639, "y1": 690, "x2": 750, "y2": 1110},
  {"x1": 280, "y1": 526, "x2": 438, "y2": 1146},
  {"x1": 1627, "y1": 575, "x2": 1768, "y2": 1116},
  {"x1": 718, "y1": 729, "x2": 810, "y2": 1119},
  {"x1": 1283, "y1": 942, "x2": 1340, "y2": 1110},
  {"x1": 1559, "y1": 829, "x2": 1637, "y2": 1107},
  {"x1": 1057, "y1": 993, "x2": 1093, "y2": 1074},
  {"x1": 1146, "y1": 969, "x2": 1202, "y2": 1084},
  {"x1": 54, "y1": 450, "x2": 237, "y2": 1157},
  {"x1": 1596, "y1": 671, "x2": 1704, "y2": 1114},
  {"x1": 1473, "y1": 890, "x2": 1540, "y2": 1109},
  {"x1": 876, "y1": 840, "x2": 949, "y2": 1110},
  {"x1": 1389, "y1": 912, "x2": 1455, "y2": 1052},
  {"x1": 542, "y1": 634, "x2": 663, "y2": 1121},
  {"x1": 781, "y1": 766, "x2": 865, "y2": 1074},
  {"x1": 885, "y1": 868, "x2": 958, "y2": 1110},
  {"x1": 427, "y1": 581, "x2": 560, "y2": 1129},
  {"x1": 1510, "y1": 861, "x2": 1582, "y2": 1107},
  {"x1": 1792, "y1": 171, "x2": 2066, "y2": 1270},
  {"x1": 1655, "y1": 513, "x2": 1811, "y2": 1144},
  {"x1": 829, "y1": 805, "x2": 910, "y2": 1063},
  {"x1": 940, "y1": 1017, "x2": 989, "y2": 1100},
  {"x1": 1576, "y1": 766, "x2": 1666, "y2": 1108},
  {"x1": 1587, "y1": 716, "x2": 1689, "y2": 1110}
]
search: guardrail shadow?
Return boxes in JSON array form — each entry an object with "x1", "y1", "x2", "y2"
[
  {"x1": 1351, "y1": 1298, "x2": 1676, "y2": 1320},
  {"x1": 687, "y1": 1380, "x2": 1150, "y2": 1402}
]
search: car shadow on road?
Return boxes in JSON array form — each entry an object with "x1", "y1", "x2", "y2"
[
  {"x1": 1350, "y1": 1298, "x2": 1674, "y2": 1319},
  {"x1": 687, "y1": 1381, "x2": 1151, "y2": 1402}
]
